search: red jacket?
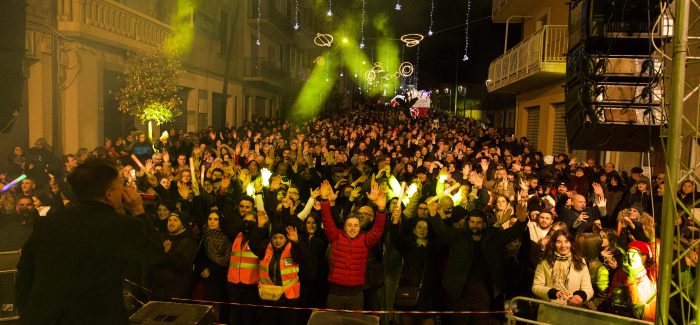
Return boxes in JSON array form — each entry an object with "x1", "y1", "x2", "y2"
[{"x1": 320, "y1": 200, "x2": 386, "y2": 287}]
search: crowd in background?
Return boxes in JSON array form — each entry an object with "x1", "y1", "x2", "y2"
[{"x1": 1, "y1": 106, "x2": 698, "y2": 324}]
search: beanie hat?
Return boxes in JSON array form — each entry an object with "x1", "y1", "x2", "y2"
[
  {"x1": 169, "y1": 212, "x2": 189, "y2": 228},
  {"x1": 630, "y1": 202, "x2": 644, "y2": 214}
]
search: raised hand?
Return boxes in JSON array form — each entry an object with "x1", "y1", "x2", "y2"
[
  {"x1": 162, "y1": 150, "x2": 170, "y2": 163},
  {"x1": 366, "y1": 182, "x2": 380, "y2": 202},
  {"x1": 310, "y1": 187, "x2": 321, "y2": 199},
  {"x1": 221, "y1": 173, "x2": 231, "y2": 190},
  {"x1": 592, "y1": 183, "x2": 605, "y2": 198},
  {"x1": 375, "y1": 190, "x2": 387, "y2": 211},
  {"x1": 319, "y1": 180, "x2": 333, "y2": 199},
  {"x1": 286, "y1": 226, "x2": 299, "y2": 243},
  {"x1": 257, "y1": 210, "x2": 268, "y2": 228},
  {"x1": 480, "y1": 160, "x2": 490, "y2": 173},
  {"x1": 427, "y1": 199, "x2": 439, "y2": 217}
]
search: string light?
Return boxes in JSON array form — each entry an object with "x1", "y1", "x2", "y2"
[
  {"x1": 327, "y1": 0, "x2": 333, "y2": 16},
  {"x1": 293, "y1": 0, "x2": 299, "y2": 30},
  {"x1": 256, "y1": 0, "x2": 261, "y2": 45},
  {"x1": 415, "y1": 45, "x2": 420, "y2": 87},
  {"x1": 428, "y1": 0, "x2": 435, "y2": 36},
  {"x1": 360, "y1": 0, "x2": 366, "y2": 49},
  {"x1": 395, "y1": 0, "x2": 401, "y2": 11},
  {"x1": 463, "y1": 0, "x2": 471, "y2": 61}
]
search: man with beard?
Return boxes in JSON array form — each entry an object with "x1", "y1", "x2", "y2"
[
  {"x1": 146, "y1": 212, "x2": 197, "y2": 299},
  {"x1": 428, "y1": 195, "x2": 528, "y2": 324},
  {"x1": 0, "y1": 196, "x2": 38, "y2": 251}
]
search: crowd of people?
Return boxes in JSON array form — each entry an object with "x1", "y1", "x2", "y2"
[{"x1": 2, "y1": 106, "x2": 699, "y2": 324}]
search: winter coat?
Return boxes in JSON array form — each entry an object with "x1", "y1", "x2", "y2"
[
  {"x1": 532, "y1": 258, "x2": 594, "y2": 322},
  {"x1": 320, "y1": 200, "x2": 386, "y2": 287},
  {"x1": 15, "y1": 201, "x2": 164, "y2": 325},
  {"x1": 147, "y1": 230, "x2": 198, "y2": 299}
]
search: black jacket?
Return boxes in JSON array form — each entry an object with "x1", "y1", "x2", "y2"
[
  {"x1": 429, "y1": 215, "x2": 526, "y2": 299},
  {"x1": 146, "y1": 230, "x2": 198, "y2": 299},
  {"x1": 15, "y1": 201, "x2": 164, "y2": 325}
]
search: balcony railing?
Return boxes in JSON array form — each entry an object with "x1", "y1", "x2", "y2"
[
  {"x1": 487, "y1": 25, "x2": 568, "y2": 93},
  {"x1": 57, "y1": 0, "x2": 172, "y2": 49},
  {"x1": 244, "y1": 57, "x2": 288, "y2": 85}
]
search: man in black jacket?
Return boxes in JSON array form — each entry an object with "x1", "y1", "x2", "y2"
[
  {"x1": 15, "y1": 159, "x2": 165, "y2": 325},
  {"x1": 429, "y1": 197, "x2": 527, "y2": 324}
]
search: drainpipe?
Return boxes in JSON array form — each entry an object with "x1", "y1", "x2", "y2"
[{"x1": 504, "y1": 15, "x2": 533, "y2": 54}]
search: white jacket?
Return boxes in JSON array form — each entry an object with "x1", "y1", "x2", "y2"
[{"x1": 532, "y1": 258, "x2": 594, "y2": 322}]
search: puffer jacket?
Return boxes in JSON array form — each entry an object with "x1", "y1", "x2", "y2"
[{"x1": 320, "y1": 200, "x2": 386, "y2": 287}]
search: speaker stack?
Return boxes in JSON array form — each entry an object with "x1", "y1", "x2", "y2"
[{"x1": 565, "y1": 0, "x2": 671, "y2": 151}]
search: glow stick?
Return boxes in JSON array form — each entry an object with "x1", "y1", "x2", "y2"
[
  {"x1": 130, "y1": 154, "x2": 145, "y2": 170},
  {"x1": 1, "y1": 174, "x2": 26, "y2": 193}
]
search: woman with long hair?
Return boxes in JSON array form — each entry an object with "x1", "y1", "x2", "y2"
[
  {"x1": 532, "y1": 229, "x2": 593, "y2": 322},
  {"x1": 296, "y1": 213, "x2": 328, "y2": 324},
  {"x1": 589, "y1": 228, "x2": 624, "y2": 311},
  {"x1": 194, "y1": 209, "x2": 231, "y2": 320}
]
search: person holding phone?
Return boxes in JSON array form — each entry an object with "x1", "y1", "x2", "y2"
[{"x1": 15, "y1": 159, "x2": 165, "y2": 324}]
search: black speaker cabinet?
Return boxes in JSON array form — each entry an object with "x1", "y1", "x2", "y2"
[
  {"x1": 130, "y1": 301, "x2": 214, "y2": 325},
  {"x1": 306, "y1": 310, "x2": 380, "y2": 325}
]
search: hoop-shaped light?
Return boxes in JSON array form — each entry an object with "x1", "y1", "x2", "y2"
[
  {"x1": 400, "y1": 34, "x2": 424, "y2": 47},
  {"x1": 314, "y1": 33, "x2": 334, "y2": 47},
  {"x1": 399, "y1": 62, "x2": 414, "y2": 77}
]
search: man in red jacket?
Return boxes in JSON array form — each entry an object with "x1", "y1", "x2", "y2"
[{"x1": 319, "y1": 180, "x2": 386, "y2": 310}]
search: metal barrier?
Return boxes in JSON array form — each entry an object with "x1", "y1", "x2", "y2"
[
  {"x1": 506, "y1": 296, "x2": 653, "y2": 325},
  {"x1": 0, "y1": 251, "x2": 20, "y2": 321}
]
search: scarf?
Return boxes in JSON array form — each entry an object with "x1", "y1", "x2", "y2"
[
  {"x1": 494, "y1": 207, "x2": 514, "y2": 229},
  {"x1": 203, "y1": 229, "x2": 231, "y2": 267},
  {"x1": 552, "y1": 252, "x2": 572, "y2": 291}
]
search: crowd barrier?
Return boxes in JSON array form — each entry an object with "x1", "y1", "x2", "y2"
[{"x1": 506, "y1": 296, "x2": 654, "y2": 325}]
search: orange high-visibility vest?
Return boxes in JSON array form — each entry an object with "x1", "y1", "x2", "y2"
[
  {"x1": 227, "y1": 232, "x2": 259, "y2": 284},
  {"x1": 258, "y1": 242, "x2": 300, "y2": 299}
]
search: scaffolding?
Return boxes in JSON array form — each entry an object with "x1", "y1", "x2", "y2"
[{"x1": 657, "y1": 0, "x2": 700, "y2": 324}]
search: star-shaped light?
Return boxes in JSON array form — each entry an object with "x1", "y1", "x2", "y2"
[
  {"x1": 256, "y1": 39, "x2": 261, "y2": 46},
  {"x1": 293, "y1": 22, "x2": 299, "y2": 30},
  {"x1": 395, "y1": 3, "x2": 402, "y2": 10},
  {"x1": 359, "y1": 42, "x2": 365, "y2": 49},
  {"x1": 327, "y1": 10, "x2": 333, "y2": 16},
  {"x1": 428, "y1": 29, "x2": 433, "y2": 36},
  {"x1": 463, "y1": 54, "x2": 469, "y2": 61}
]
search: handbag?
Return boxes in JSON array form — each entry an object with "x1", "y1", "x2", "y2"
[
  {"x1": 258, "y1": 283, "x2": 289, "y2": 301},
  {"x1": 394, "y1": 257, "x2": 428, "y2": 308}
]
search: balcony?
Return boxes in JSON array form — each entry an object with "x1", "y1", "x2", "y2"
[
  {"x1": 487, "y1": 25, "x2": 568, "y2": 94},
  {"x1": 248, "y1": 2, "x2": 293, "y2": 44},
  {"x1": 57, "y1": 0, "x2": 172, "y2": 50},
  {"x1": 243, "y1": 57, "x2": 288, "y2": 88},
  {"x1": 492, "y1": 0, "x2": 539, "y2": 22}
]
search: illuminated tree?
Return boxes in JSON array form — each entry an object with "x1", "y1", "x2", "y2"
[{"x1": 117, "y1": 48, "x2": 183, "y2": 142}]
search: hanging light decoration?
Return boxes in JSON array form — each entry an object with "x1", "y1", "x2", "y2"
[
  {"x1": 293, "y1": 0, "x2": 299, "y2": 30},
  {"x1": 359, "y1": 0, "x2": 366, "y2": 49},
  {"x1": 463, "y1": 0, "x2": 472, "y2": 61},
  {"x1": 327, "y1": 0, "x2": 333, "y2": 16},
  {"x1": 428, "y1": 0, "x2": 435, "y2": 36},
  {"x1": 256, "y1": 0, "x2": 261, "y2": 45},
  {"x1": 395, "y1": 0, "x2": 401, "y2": 11}
]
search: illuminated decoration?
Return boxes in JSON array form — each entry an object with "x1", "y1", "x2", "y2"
[
  {"x1": 395, "y1": 0, "x2": 401, "y2": 10},
  {"x1": 401, "y1": 34, "x2": 424, "y2": 48},
  {"x1": 327, "y1": 0, "x2": 333, "y2": 16},
  {"x1": 256, "y1": 0, "x2": 261, "y2": 45},
  {"x1": 384, "y1": 74, "x2": 392, "y2": 81},
  {"x1": 428, "y1": 0, "x2": 435, "y2": 36},
  {"x1": 359, "y1": 0, "x2": 366, "y2": 49},
  {"x1": 314, "y1": 33, "x2": 334, "y2": 47},
  {"x1": 463, "y1": 0, "x2": 471, "y2": 60},
  {"x1": 399, "y1": 62, "x2": 414, "y2": 77},
  {"x1": 394, "y1": 72, "x2": 401, "y2": 78},
  {"x1": 365, "y1": 70, "x2": 376, "y2": 81},
  {"x1": 415, "y1": 44, "x2": 420, "y2": 86},
  {"x1": 293, "y1": 0, "x2": 299, "y2": 30},
  {"x1": 372, "y1": 62, "x2": 385, "y2": 73},
  {"x1": 315, "y1": 56, "x2": 326, "y2": 65},
  {"x1": 409, "y1": 89, "x2": 431, "y2": 118}
]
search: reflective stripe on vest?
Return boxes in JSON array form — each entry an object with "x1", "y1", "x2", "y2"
[
  {"x1": 258, "y1": 242, "x2": 300, "y2": 299},
  {"x1": 227, "y1": 232, "x2": 259, "y2": 284}
]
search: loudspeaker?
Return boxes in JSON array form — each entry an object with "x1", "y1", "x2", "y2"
[
  {"x1": 0, "y1": 0, "x2": 26, "y2": 133},
  {"x1": 565, "y1": 109, "x2": 661, "y2": 152},
  {"x1": 129, "y1": 301, "x2": 214, "y2": 325},
  {"x1": 306, "y1": 310, "x2": 380, "y2": 325},
  {"x1": 0, "y1": 251, "x2": 21, "y2": 321}
]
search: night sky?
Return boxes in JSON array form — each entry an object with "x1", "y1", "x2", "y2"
[{"x1": 317, "y1": 0, "x2": 521, "y2": 88}]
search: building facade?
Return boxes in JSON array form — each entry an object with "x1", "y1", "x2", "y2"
[
  {"x1": 11, "y1": 0, "x2": 321, "y2": 154},
  {"x1": 486, "y1": 0, "x2": 667, "y2": 173}
]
